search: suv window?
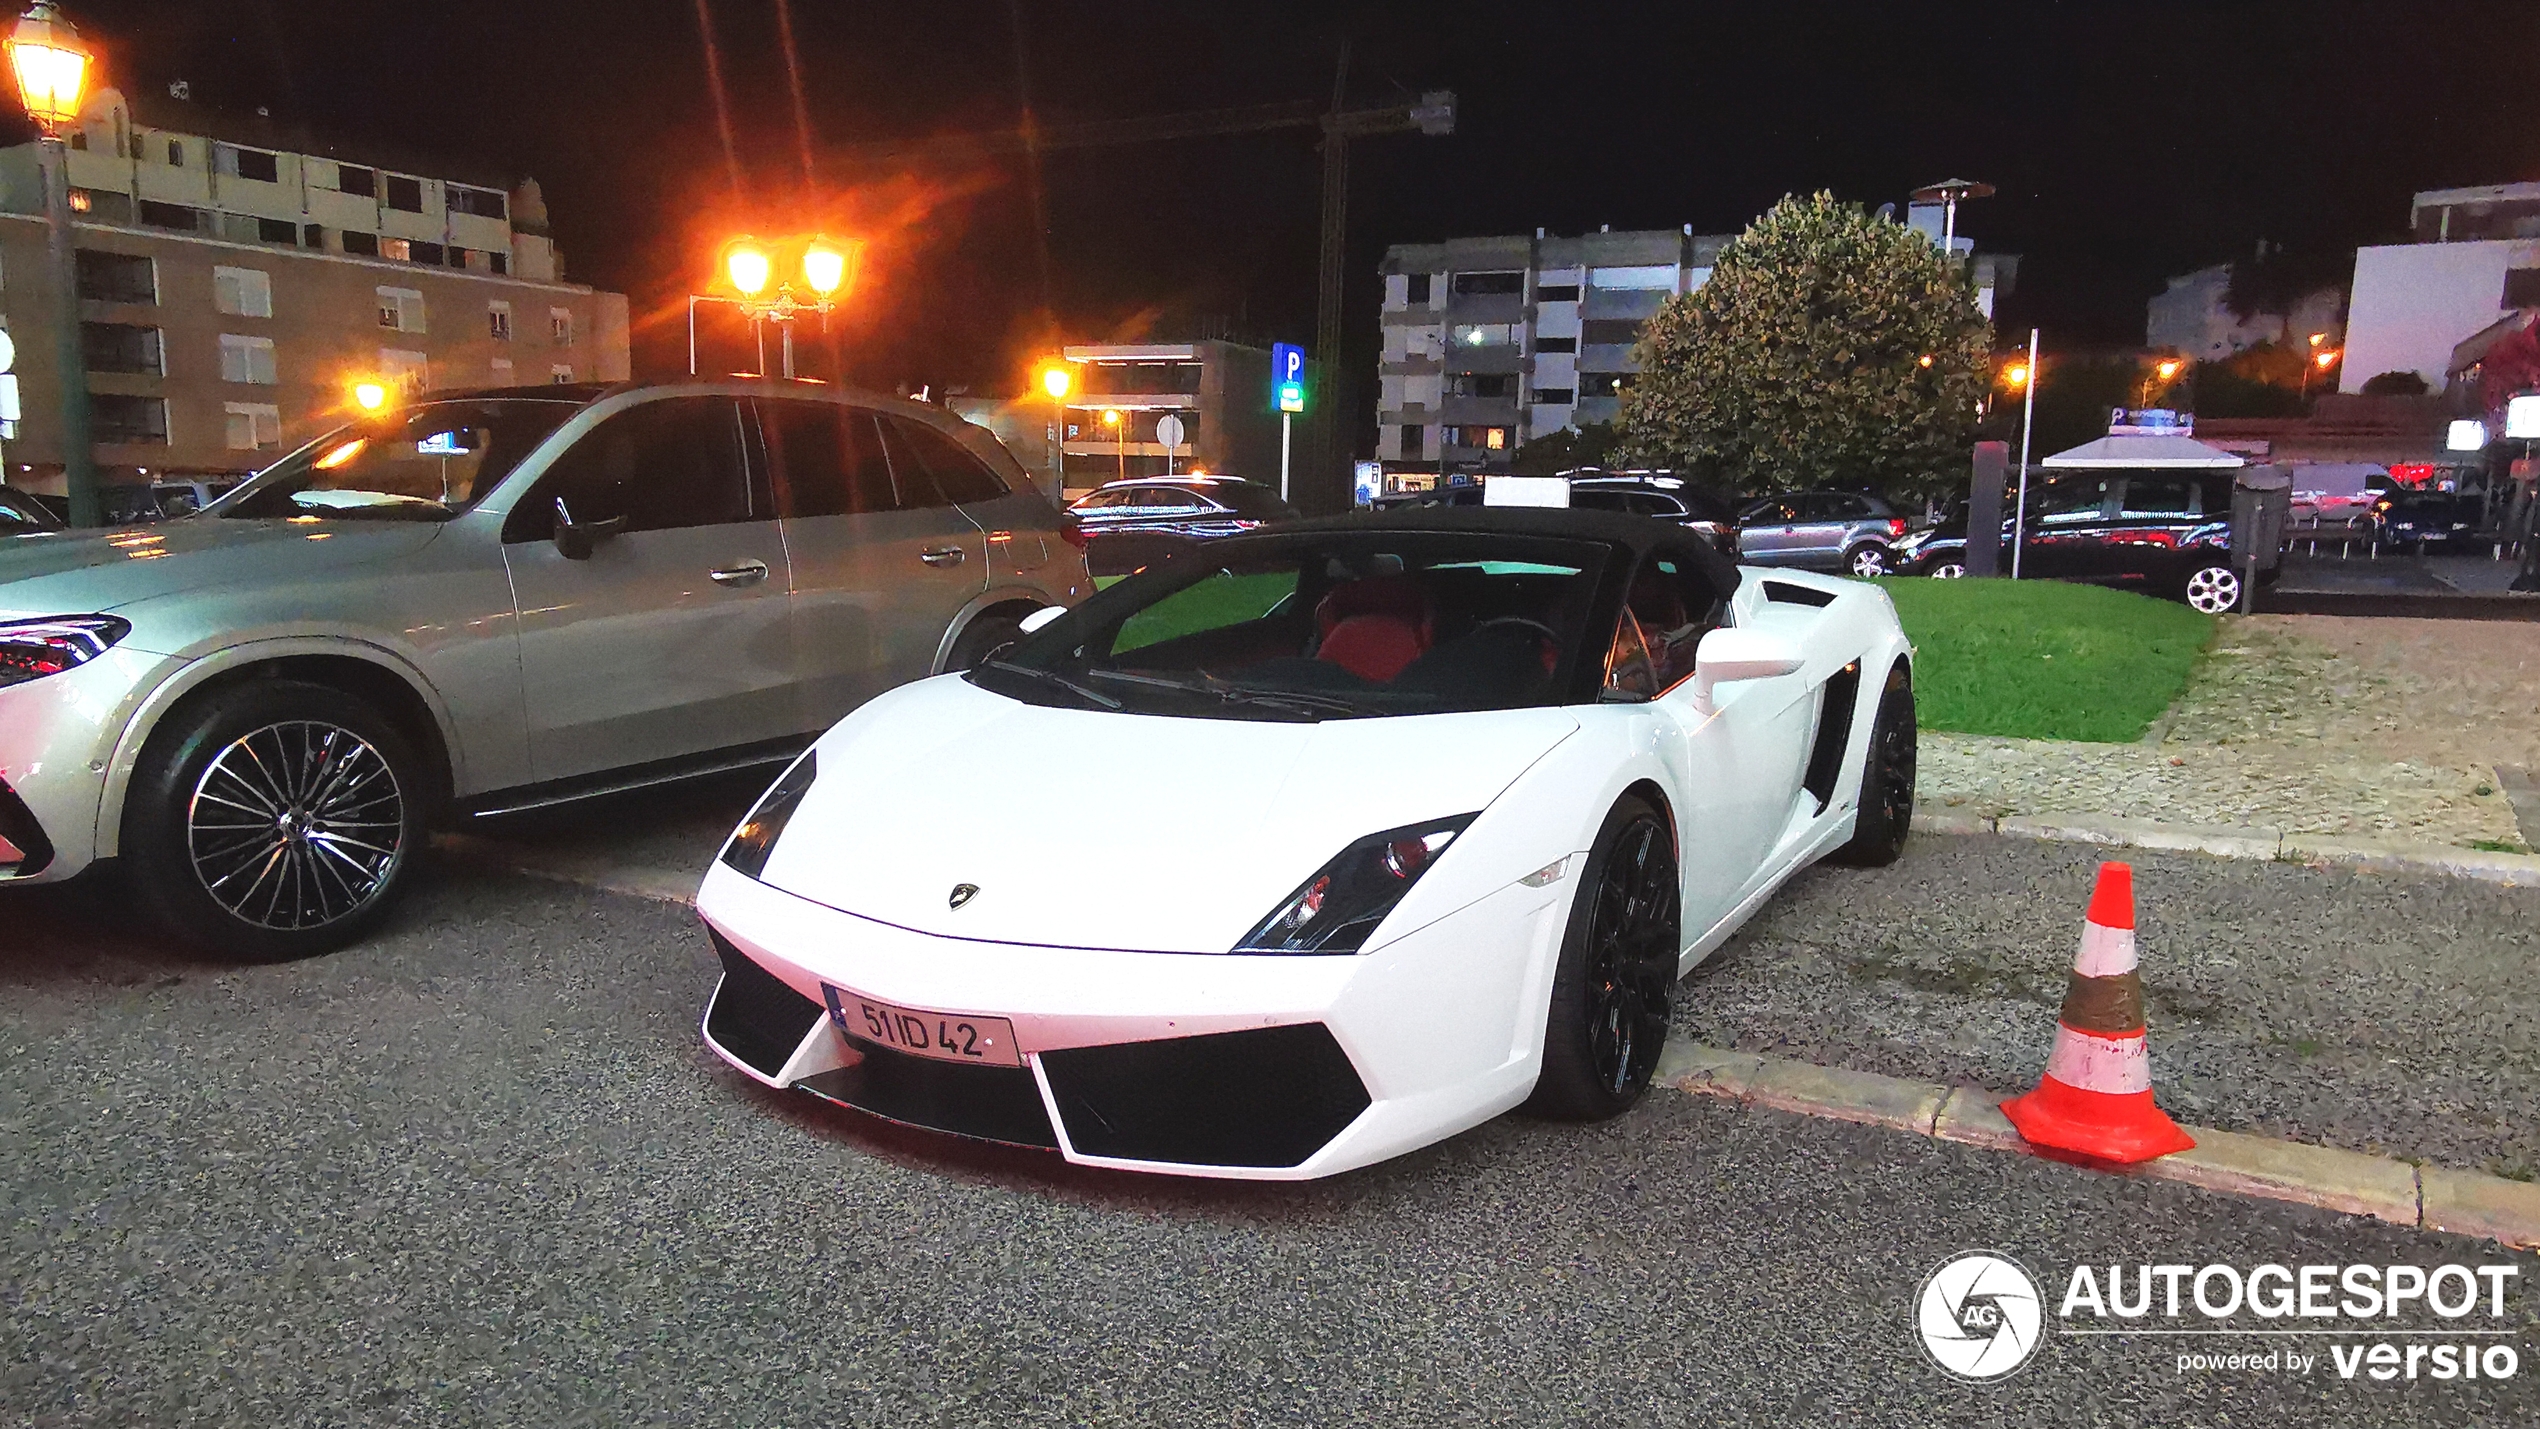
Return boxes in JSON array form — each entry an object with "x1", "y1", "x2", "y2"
[
  {"x1": 1744, "y1": 498, "x2": 1800, "y2": 524},
  {"x1": 760, "y1": 400, "x2": 896, "y2": 517},
  {"x1": 1629, "y1": 492, "x2": 1688, "y2": 517},
  {"x1": 1213, "y1": 483, "x2": 1297, "y2": 520},
  {"x1": 1791, "y1": 493, "x2": 1849, "y2": 521},
  {"x1": 511, "y1": 397, "x2": 758, "y2": 541},
  {"x1": 1072, "y1": 489, "x2": 1132, "y2": 510},
  {"x1": 2120, "y1": 477, "x2": 2199, "y2": 517},
  {"x1": 880, "y1": 416, "x2": 1009, "y2": 507},
  {"x1": 2033, "y1": 475, "x2": 2114, "y2": 525}
]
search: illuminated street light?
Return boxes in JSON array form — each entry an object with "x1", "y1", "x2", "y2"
[
  {"x1": 2155, "y1": 358, "x2": 2183, "y2": 381},
  {"x1": 2314, "y1": 349, "x2": 2339, "y2": 371},
  {"x1": 7, "y1": 1, "x2": 97, "y2": 525},
  {"x1": 724, "y1": 239, "x2": 773, "y2": 298},
  {"x1": 1917, "y1": 354, "x2": 1935, "y2": 368},
  {"x1": 801, "y1": 236, "x2": 850, "y2": 297},
  {"x1": 351, "y1": 380, "x2": 390, "y2": 412},
  {"x1": 2308, "y1": 332, "x2": 2328, "y2": 349},
  {"x1": 699, "y1": 235, "x2": 859, "y2": 379},
  {"x1": 2002, "y1": 361, "x2": 2031, "y2": 388},
  {"x1": 1040, "y1": 364, "x2": 1074, "y2": 401}
]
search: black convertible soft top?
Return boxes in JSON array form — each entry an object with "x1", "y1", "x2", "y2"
[{"x1": 1256, "y1": 503, "x2": 1743, "y2": 600}]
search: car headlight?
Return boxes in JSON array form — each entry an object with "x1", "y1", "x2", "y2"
[
  {"x1": 720, "y1": 750, "x2": 816, "y2": 880},
  {"x1": 1234, "y1": 814, "x2": 1477, "y2": 955},
  {"x1": 0, "y1": 616, "x2": 131, "y2": 689}
]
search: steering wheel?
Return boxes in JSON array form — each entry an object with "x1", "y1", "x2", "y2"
[{"x1": 1472, "y1": 617, "x2": 1563, "y2": 674}]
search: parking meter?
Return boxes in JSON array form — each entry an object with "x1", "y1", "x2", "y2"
[{"x1": 2230, "y1": 464, "x2": 2292, "y2": 614}]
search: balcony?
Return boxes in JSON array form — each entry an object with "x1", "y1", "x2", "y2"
[{"x1": 1580, "y1": 288, "x2": 1671, "y2": 321}]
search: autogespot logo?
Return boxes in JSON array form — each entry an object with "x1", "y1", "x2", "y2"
[{"x1": 1918, "y1": 1251, "x2": 2046, "y2": 1382}]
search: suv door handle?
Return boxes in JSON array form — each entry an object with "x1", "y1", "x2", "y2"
[
  {"x1": 919, "y1": 546, "x2": 968, "y2": 568},
  {"x1": 709, "y1": 560, "x2": 770, "y2": 587}
]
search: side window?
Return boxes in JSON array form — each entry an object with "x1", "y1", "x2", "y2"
[
  {"x1": 880, "y1": 416, "x2": 1010, "y2": 507},
  {"x1": 1073, "y1": 489, "x2": 1129, "y2": 510},
  {"x1": 1746, "y1": 500, "x2": 1798, "y2": 524},
  {"x1": 1570, "y1": 489, "x2": 1629, "y2": 512},
  {"x1": 1627, "y1": 552, "x2": 1723, "y2": 692},
  {"x1": 760, "y1": 401, "x2": 896, "y2": 518},
  {"x1": 510, "y1": 398, "x2": 755, "y2": 542},
  {"x1": 2120, "y1": 478, "x2": 2199, "y2": 517},
  {"x1": 1603, "y1": 608, "x2": 1659, "y2": 700},
  {"x1": 2034, "y1": 476, "x2": 2113, "y2": 524}
]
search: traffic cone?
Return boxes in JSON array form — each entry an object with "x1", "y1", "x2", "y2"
[{"x1": 1999, "y1": 861, "x2": 2196, "y2": 1163}]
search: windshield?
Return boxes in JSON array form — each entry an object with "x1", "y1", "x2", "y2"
[
  {"x1": 0, "y1": 485, "x2": 57, "y2": 531},
  {"x1": 216, "y1": 398, "x2": 585, "y2": 522},
  {"x1": 971, "y1": 531, "x2": 1613, "y2": 721}
]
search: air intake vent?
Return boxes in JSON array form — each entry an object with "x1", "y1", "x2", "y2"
[{"x1": 1763, "y1": 581, "x2": 1836, "y2": 607}]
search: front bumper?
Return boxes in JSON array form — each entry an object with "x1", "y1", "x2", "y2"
[
  {"x1": 694, "y1": 858, "x2": 1570, "y2": 1180},
  {"x1": 0, "y1": 647, "x2": 168, "y2": 884}
]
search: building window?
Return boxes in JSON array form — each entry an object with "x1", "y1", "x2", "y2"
[
  {"x1": 136, "y1": 200, "x2": 202, "y2": 233},
  {"x1": 384, "y1": 175, "x2": 424, "y2": 212},
  {"x1": 340, "y1": 230, "x2": 379, "y2": 257},
  {"x1": 490, "y1": 357, "x2": 515, "y2": 385},
  {"x1": 1444, "y1": 373, "x2": 1516, "y2": 398},
  {"x1": 336, "y1": 164, "x2": 376, "y2": 197},
  {"x1": 75, "y1": 249, "x2": 155, "y2": 303},
  {"x1": 447, "y1": 247, "x2": 472, "y2": 269},
  {"x1": 214, "y1": 144, "x2": 281, "y2": 182},
  {"x1": 67, "y1": 129, "x2": 85, "y2": 150},
  {"x1": 66, "y1": 187, "x2": 90, "y2": 211},
  {"x1": 551, "y1": 364, "x2": 575, "y2": 383},
  {"x1": 223, "y1": 402, "x2": 282, "y2": 451},
  {"x1": 91, "y1": 393, "x2": 169, "y2": 445},
  {"x1": 1536, "y1": 335, "x2": 1577, "y2": 354},
  {"x1": 376, "y1": 287, "x2": 425, "y2": 333},
  {"x1": 1443, "y1": 425, "x2": 1512, "y2": 450},
  {"x1": 1580, "y1": 319, "x2": 1646, "y2": 346},
  {"x1": 489, "y1": 251, "x2": 508, "y2": 276},
  {"x1": 1532, "y1": 387, "x2": 1576, "y2": 405},
  {"x1": 488, "y1": 301, "x2": 512, "y2": 340},
  {"x1": 1451, "y1": 271, "x2": 1524, "y2": 297},
  {"x1": 448, "y1": 186, "x2": 508, "y2": 220},
  {"x1": 213, "y1": 266, "x2": 273, "y2": 318},
  {"x1": 219, "y1": 334, "x2": 278, "y2": 385},
  {"x1": 2505, "y1": 269, "x2": 2540, "y2": 308},
  {"x1": 1398, "y1": 424, "x2": 1428, "y2": 460},
  {"x1": 81, "y1": 322, "x2": 163, "y2": 374},
  {"x1": 1449, "y1": 323, "x2": 1517, "y2": 348},
  {"x1": 549, "y1": 308, "x2": 574, "y2": 345},
  {"x1": 404, "y1": 240, "x2": 444, "y2": 266},
  {"x1": 255, "y1": 217, "x2": 298, "y2": 246},
  {"x1": 165, "y1": 138, "x2": 184, "y2": 167},
  {"x1": 380, "y1": 349, "x2": 429, "y2": 395},
  {"x1": 380, "y1": 237, "x2": 412, "y2": 262},
  {"x1": 1405, "y1": 273, "x2": 1432, "y2": 305},
  {"x1": 1535, "y1": 284, "x2": 1581, "y2": 303}
]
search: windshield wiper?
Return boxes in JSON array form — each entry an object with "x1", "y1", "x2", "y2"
[
  {"x1": 980, "y1": 658, "x2": 1123, "y2": 709},
  {"x1": 1087, "y1": 668, "x2": 1373, "y2": 720}
]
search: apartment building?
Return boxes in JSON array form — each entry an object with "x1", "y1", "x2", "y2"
[
  {"x1": 2341, "y1": 182, "x2": 2540, "y2": 396},
  {"x1": 0, "y1": 86, "x2": 628, "y2": 502},
  {"x1": 1377, "y1": 222, "x2": 2016, "y2": 475}
]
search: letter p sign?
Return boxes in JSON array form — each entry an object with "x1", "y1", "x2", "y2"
[{"x1": 1273, "y1": 343, "x2": 1306, "y2": 414}]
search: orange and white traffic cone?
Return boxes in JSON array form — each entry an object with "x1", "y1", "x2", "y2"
[{"x1": 2000, "y1": 861, "x2": 2195, "y2": 1163}]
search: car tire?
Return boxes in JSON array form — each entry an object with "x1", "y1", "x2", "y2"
[
  {"x1": 1523, "y1": 794, "x2": 1678, "y2": 1122},
  {"x1": 124, "y1": 679, "x2": 427, "y2": 961},
  {"x1": 1845, "y1": 542, "x2": 1893, "y2": 578},
  {"x1": 1927, "y1": 560, "x2": 1967, "y2": 580},
  {"x1": 946, "y1": 614, "x2": 1027, "y2": 671},
  {"x1": 1828, "y1": 660, "x2": 1915, "y2": 868},
  {"x1": 2182, "y1": 563, "x2": 2242, "y2": 615}
]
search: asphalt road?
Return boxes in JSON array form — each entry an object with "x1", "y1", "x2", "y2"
[
  {"x1": 1680, "y1": 834, "x2": 2540, "y2": 1179},
  {"x1": 5, "y1": 868, "x2": 2537, "y2": 1425}
]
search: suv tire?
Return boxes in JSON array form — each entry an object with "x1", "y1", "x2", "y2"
[{"x1": 1845, "y1": 542, "x2": 1893, "y2": 578}]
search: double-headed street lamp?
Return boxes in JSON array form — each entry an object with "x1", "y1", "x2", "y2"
[
  {"x1": 688, "y1": 234, "x2": 858, "y2": 379},
  {"x1": 6, "y1": 1, "x2": 98, "y2": 525}
]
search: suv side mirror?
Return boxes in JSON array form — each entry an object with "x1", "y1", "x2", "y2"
[
  {"x1": 1689, "y1": 627, "x2": 1805, "y2": 714},
  {"x1": 554, "y1": 495, "x2": 625, "y2": 561}
]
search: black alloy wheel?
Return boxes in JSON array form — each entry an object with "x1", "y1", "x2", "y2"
[
  {"x1": 1830, "y1": 660, "x2": 1916, "y2": 867},
  {"x1": 1525, "y1": 795, "x2": 1680, "y2": 1120},
  {"x1": 126, "y1": 679, "x2": 428, "y2": 960}
]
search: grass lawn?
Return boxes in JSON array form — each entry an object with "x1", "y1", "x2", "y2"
[{"x1": 1878, "y1": 579, "x2": 2215, "y2": 743}]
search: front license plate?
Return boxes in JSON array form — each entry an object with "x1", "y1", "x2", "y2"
[{"x1": 822, "y1": 985, "x2": 1022, "y2": 1068}]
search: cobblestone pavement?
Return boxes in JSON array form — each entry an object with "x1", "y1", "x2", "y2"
[{"x1": 1921, "y1": 615, "x2": 2536, "y2": 847}]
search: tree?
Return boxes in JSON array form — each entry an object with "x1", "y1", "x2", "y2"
[
  {"x1": 1619, "y1": 192, "x2": 1991, "y2": 499},
  {"x1": 1509, "y1": 421, "x2": 1619, "y2": 475},
  {"x1": 2361, "y1": 370, "x2": 2431, "y2": 397}
]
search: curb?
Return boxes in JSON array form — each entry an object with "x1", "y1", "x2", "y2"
[
  {"x1": 1656, "y1": 1041, "x2": 2540, "y2": 1249},
  {"x1": 433, "y1": 835, "x2": 702, "y2": 907},
  {"x1": 1910, "y1": 810, "x2": 2540, "y2": 886}
]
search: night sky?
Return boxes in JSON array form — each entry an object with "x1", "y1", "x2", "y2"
[{"x1": 45, "y1": 1, "x2": 2540, "y2": 435}]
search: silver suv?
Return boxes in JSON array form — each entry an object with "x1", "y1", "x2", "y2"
[
  {"x1": 0, "y1": 380, "x2": 1089, "y2": 957},
  {"x1": 1735, "y1": 490, "x2": 1910, "y2": 577}
]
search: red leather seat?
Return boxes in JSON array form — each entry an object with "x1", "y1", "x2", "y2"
[{"x1": 1314, "y1": 576, "x2": 1432, "y2": 682}]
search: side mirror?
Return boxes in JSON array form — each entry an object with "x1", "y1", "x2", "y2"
[
  {"x1": 554, "y1": 496, "x2": 625, "y2": 561},
  {"x1": 1689, "y1": 627, "x2": 1805, "y2": 714},
  {"x1": 1017, "y1": 605, "x2": 1068, "y2": 634}
]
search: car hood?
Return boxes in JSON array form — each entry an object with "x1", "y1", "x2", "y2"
[
  {"x1": 0, "y1": 520, "x2": 443, "y2": 630},
  {"x1": 753, "y1": 674, "x2": 1581, "y2": 954}
]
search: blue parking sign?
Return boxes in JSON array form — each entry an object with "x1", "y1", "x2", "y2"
[{"x1": 1272, "y1": 343, "x2": 1306, "y2": 413}]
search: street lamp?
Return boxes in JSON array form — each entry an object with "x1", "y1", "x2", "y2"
[
  {"x1": 689, "y1": 234, "x2": 861, "y2": 380},
  {"x1": 350, "y1": 380, "x2": 389, "y2": 413},
  {"x1": 2141, "y1": 356, "x2": 2184, "y2": 407},
  {"x1": 1102, "y1": 407, "x2": 1125, "y2": 481},
  {"x1": 6, "y1": 1, "x2": 97, "y2": 526},
  {"x1": 1036, "y1": 361, "x2": 1074, "y2": 497}
]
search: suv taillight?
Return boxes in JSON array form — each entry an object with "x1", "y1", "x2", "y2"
[
  {"x1": 1057, "y1": 516, "x2": 1092, "y2": 551},
  {"x1": 1886, "y1": 518, "x2": 1908, "y2": 539}
]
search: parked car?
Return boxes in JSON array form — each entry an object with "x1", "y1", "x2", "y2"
[
  {"x1": 696, "y1": 507, "x2": 1915, "y2": 1178},
  {"x1": 1565, "y1": 473, "x2": 1741, "y2": 558},
  {"x1": 1066, "y1": 475, "x2": 1298, "y2": 575},
  {"x1": 2372, "y1": 487, "x2": 2484, "y2": 554},
  {"x1": 1736, "y1": 490, "x2": 1910, "y2": 576},
  {"x1": 0, "y1": 380, "x2": 1090, "y2": 959},
  {"x1": 0, "y1": 483, "x2": 58, "y2": 533},
  {"x1": 1895, "y1": 470, "x2": 2269, "y2": 613}
]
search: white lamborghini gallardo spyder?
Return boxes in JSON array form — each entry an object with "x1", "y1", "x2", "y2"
[{"x1": 695, "y1": 506, "x2": 1915, "y2": 1180}]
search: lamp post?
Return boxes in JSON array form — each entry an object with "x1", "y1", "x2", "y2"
[
  {"x1": 2011, "y1": 328, "x2": 2039, "y2": 579},
  {"x1": 1102, "y1": 407, "x2": 1124, "y2": 481},
  {"x1": 688, "y1": 234, "x2": 856, "y2": 379},
  {"x1": 1038, "y1": 362, "x2": 1073, "y2": 500},
  {"x1": 7, "y1": 1, "x2": 97, "y2": 526}
]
